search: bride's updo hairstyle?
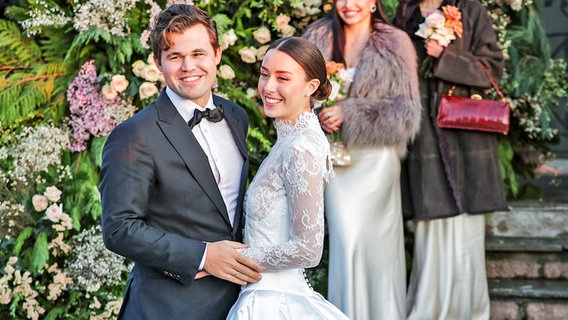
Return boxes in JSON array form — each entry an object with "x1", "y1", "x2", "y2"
[{"x1": 265, "y1": 37, "x2": 332, "y2": 104}]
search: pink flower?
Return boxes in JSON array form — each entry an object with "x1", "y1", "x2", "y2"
[
  {"x1": 32, "y1": 194, "x2": 49, "y2": 212},
  {"x1": 132, "y1": 60, "x2": 146, "y2": 77},
  {"x1": 142, "y1": 64, "x2": 161, "y2": 82},
  {"x1": 139, "y1": 82, "x2": 159, "y2": 100},
  {"x1": 276, "y1": 14, "x2": 291, "y2": 30},
  {"x1": 45, "y1": 203, "x2": 63, "y2": 223},
  {"x1": 101, "y1": 84, "x2": 119, "y2": 100},
  {"x1": 110, "y1": 74, "x2": 129, "y2": 93}
]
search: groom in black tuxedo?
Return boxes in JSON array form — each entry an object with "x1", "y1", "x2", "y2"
[{"x1": 100, "y1": 4, "x2": 262, "y2": 319}]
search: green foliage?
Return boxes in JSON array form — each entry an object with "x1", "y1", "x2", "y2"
[
  {"x1": 13, "y1": 226, "x2": 33, "y2": 255},
  {"x1": 30, "y1": 231, "x2": 49, "y2": 273},
  {"x1": 0, "y1": 20, "x2": 73, "y2": 128}
]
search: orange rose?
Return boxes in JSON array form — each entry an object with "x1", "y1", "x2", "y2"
[
  {"x1": 442, "y1": 5, "x2": 463, "y2": 38},
  {"x1": 442, "y1": 5, "x2": 461, "y2": 21},
  {"x1": 326, "y1": 61, "x2": 345, "y2": 75},
  {"x1": 447, "y1": 20, "x2": 463, "y2": 38}
]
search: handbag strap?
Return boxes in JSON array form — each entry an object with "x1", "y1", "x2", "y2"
[
  {"x1": 479, "y1": 62, "x2": 506, "y2": 102},
  {"x1": 447, "y1": 62, "x2": 507, "y2": 102}
]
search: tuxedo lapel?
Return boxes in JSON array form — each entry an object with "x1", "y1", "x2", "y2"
[{"x1": 154, "y1": 92, "x2": 231, "y2": 227}]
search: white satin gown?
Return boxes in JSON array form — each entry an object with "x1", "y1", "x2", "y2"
[
  {"x1": 226, "y1": 112, "x2": 349, "y2": 320},
  {"x1": 325, "y1": 146, "x2": 407, "y2": 320}
]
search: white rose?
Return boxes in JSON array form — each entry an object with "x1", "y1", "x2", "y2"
[
  {"x1": 238, "y1": 47, "x2": 258, "y2": 64},
  {"x1": 430, "y1": 27, "x2": 456, "y2": 47},
  {"x1": 425, "y1": 11, "x2": 446, "y2": 29},
  {"x1": 246, "y1": 88, "x2": 258, "y2": 99},
  {"x1": 220, "y1": 29, "x2": 238, "y2": 50},
  {"x1": 509, "y1": 0, "x2": 522, "y2": 11},
  {"x1": 45, "y1": 203, "x2": 63, "y2": 223},
  {"x1": 328, "y1": 80, "x2": 341, "y2": 101},
  {"x1": 101, "y1": 84, "x2": 118, "y2": 100},
  {"x1": 253, "y1": 27, "x2": 271, "y2": 44},
  {"x1": 281, "y1": 25, "x2": 296, "y2": 37},
  {"x1": 414, "y1": 23, "x2": 434, "y2": 39},
  {"x1": 132, "y1": 60, "x2": 146, "y2": 77},
  {"x1": 139, "y1": 82, "x2": 159, "y2": 100},
  {"x1": 32, "y1": 194, "x2": 48, "y2": 212},
  {"x1": 142, "y1": 64, "x2": 161, "y2": 82},
  {"x1": 256, "y1": 45, "x2": 269, "y2": 60},
  {"x1": 306, "y1": 7, "x2": 322, "y2": 16},
  {"x1": 110, "y1": 74, "x2": 129, "y2": 93},
  {"x1": 218, "y1": 64, "x2": 236, "y2": 80},
  {"x1": 44, "y1": 186, "x2": 62, "y2": 202},
  {"x1": 292, "y1": 4, "x2": 308, "y2": 18},
  {"x1": 147, "y1": 53, "x2": 156, "y2": 65},
  {"x1": 336, "y1": 68, "x2": 353, "y2": 83}
]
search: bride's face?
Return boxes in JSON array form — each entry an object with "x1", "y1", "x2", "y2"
[{"x1": 258, "y1": 49, "x2": 317, "y2": 122}]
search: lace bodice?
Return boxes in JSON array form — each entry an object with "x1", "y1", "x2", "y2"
[{"x1": 239, "y1": 112, "x2": 334, "y2": 271}]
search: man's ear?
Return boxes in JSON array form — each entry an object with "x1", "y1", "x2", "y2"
[
  {"x1": 154, "y1": 55, "x2": 162, "y2": 70},
  {"x1": 215, "y1": 46, "x2": 223, "y2": 65}
]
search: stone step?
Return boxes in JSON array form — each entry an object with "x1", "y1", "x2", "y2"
[
  {"x1": 486, "y1": 236, "x2": 568, "y2": 252},
  {"x1": 489, "y1": 279, "x2": 568, "y2": 299},
  {"x1": 488, "y1": 200, "x2": 568, "y2": 238},
  {"x1": 485, "y1": 236, "x2": 568, "y2": 280}
]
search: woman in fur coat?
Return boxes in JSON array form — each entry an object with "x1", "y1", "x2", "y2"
[
  {"x1": 395, "y1": 0, "x2": 507, "y2": 318},
  {"x1": 302, "y1": 1, "x2": 421, "y2": 319}
]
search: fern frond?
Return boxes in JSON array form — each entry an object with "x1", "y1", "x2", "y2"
[
  {"x1": 0, "y1": 20, "x2": 42, "y2": 66},
  {"x1": 0, "y1": 61, "x2": 72, "y2": 126}
]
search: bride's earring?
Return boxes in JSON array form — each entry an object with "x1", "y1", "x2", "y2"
[{"x1": 370, "y1": 3, "x2": 377, "y2": 12}]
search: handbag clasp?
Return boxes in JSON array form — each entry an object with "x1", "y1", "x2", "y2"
[{"x1": 470, "y1": 94, "x2": 483, "y2": 100}]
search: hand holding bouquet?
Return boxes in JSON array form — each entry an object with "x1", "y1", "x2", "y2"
[
  {"x1": 316, "y1": 61, "x2": 354, "y2": 166},
  {"x1": 415, "y1": 5, "x2": 463, "y2": 76}
]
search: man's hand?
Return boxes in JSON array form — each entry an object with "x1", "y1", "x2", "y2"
[{"x1": 203, "y1": 240, "x2": 263, "y2": 285}]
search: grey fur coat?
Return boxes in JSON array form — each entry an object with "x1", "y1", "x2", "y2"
[{"x1": 302, "y1": 18, "x2": 422, "y2": 156}]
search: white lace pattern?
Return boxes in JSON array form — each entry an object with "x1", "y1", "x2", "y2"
[{"x1": 239, "y1": 112, "x2": 334, "y2": 271}]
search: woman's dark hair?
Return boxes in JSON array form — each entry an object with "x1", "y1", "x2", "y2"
[
  {"x1": 330, "y1": 1, "x2": 391, "y2": 64},
  {"x1": 266, "y1": 37, "x2": 332, "y2": 102},
  {"x1": 151, "y1": 4, "x2": 219, "y2": 63}
]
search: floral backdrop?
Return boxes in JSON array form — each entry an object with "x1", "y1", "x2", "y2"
[{"x1": 0, "y1": 0, "x2": 566, "y2": 318}]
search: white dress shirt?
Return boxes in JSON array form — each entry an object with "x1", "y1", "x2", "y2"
[{"x1": 166, "y1": 87, "x2": 244, "y2": 269}]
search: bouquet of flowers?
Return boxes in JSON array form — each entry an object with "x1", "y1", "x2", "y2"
[
  {"x1": 316, "y1": 61, "x2": 354, "y2": 166},
  {"x1": 415, "y1": 5, "x2": 463, "y2": 76}
]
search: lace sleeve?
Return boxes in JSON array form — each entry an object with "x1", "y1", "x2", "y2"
[{"x1": 241, "y1": 138, "x2": 328, "y2": 271}]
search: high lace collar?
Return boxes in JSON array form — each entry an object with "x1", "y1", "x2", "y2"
[{"x1": 274, "y1": 111, "x2": 319, "y2": 138}]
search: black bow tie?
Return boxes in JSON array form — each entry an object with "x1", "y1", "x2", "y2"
[{"x1": 188, "y1": 105, "x2": 224, "y2": 129}]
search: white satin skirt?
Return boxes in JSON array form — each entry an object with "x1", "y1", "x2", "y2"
[
  {"x1": 226, "y1": 268, "x2": 349, "y2": 319},
  {"x1": 325, "y1": 147, "x2": 406, "y2": 320},
  {"x1": 406, "y1": 214, "x2": 490, "y2": 320}
]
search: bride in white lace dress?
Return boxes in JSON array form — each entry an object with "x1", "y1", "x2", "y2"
[{"x1": 226, "y1": 37, "x2": 349, "y2": 320}]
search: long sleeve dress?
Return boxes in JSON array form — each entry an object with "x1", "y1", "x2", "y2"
[
  {"x1": 396, "y1": 0, "x2": 507, "y2": 318},
  {"x1": 226, "y1": 112, "x2": 349, "y2": 320}
]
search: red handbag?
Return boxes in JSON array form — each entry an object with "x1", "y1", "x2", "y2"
[{"x1": 436, "y1": 63, "x2": 510, "y2": 135}]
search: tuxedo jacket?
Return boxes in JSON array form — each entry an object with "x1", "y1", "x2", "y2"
[{"x1": 100, "y1": 91, "x2": 249, "y2": 320}]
